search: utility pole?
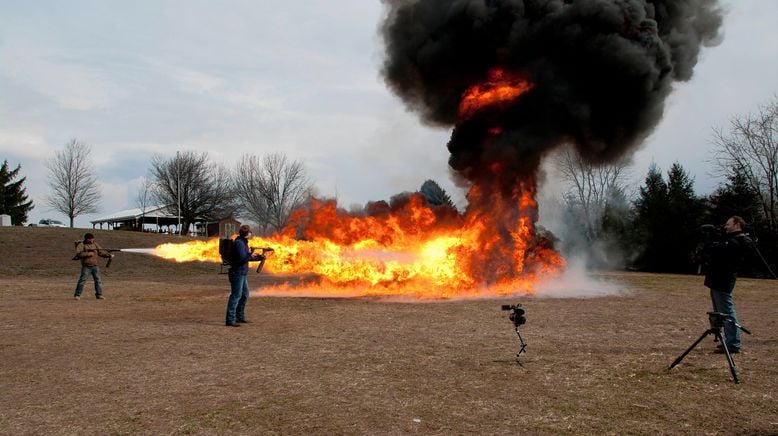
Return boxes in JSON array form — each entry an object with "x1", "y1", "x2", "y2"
[{"x1": 176, "y1": 151, "x2": 181, "y2": 236}]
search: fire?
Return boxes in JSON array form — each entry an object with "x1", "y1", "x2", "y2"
[
  {"x1": 458, "y1": 68, "x2": 534, "y2": 121},
  {"x1": 153, "y1": 67, "x2": 563, "y2": 299},
  {"x1": 153, "y1": 182, "x2": 565, "y2": 299}
]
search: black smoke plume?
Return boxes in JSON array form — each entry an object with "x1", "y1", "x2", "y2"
[{"x1": 381, "y1": 0, "x2": 723, "y2": 187}]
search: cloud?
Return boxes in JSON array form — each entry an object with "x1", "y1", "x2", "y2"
[
  {"x1": 1, "y1": 0, "x2": 776, "y2": 230},
  {"x1": 98, "y1": 181, "x2": 130, "y2": 216},
  {"x1": 0, "y1": 130, "x2": 51, "y2": 160},
  {"x1": 1, "y1": 45, "x2": 122, "y2": 111},
  {"x1": 172, "y1": 69, "x2": 224, "y2": 94}
]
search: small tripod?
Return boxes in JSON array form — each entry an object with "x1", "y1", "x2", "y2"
[
  {"x1": 513, "y1": 325, "x2": 527, "y2": 359},
  {"x1": 669, "y1": 311, "x2": 751, "y2": 384},
  {"x1": 501, "y1": 304, "x2": 527, "y2": 361}
]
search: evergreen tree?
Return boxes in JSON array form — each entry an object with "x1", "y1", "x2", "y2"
[
  {"x1": 419, "y1": 179, "x2": 455, "y2": 208},
  {"x1": 598, "y1": 186, "x2": 634, "y2": 269},
  {"x1": 707, "y1": 167, "x2": 776, "y2": 277},
  {"x1": 706, "y1": 166, "x2": 764, "y2": 228},
  {"x1": 632, "y1": 164, "x2": 669, "y2": 271},
  {"x1": 664, "y1": 162, "x2": 704, "y2": 273},
  {"x1": 0, "y1": 160, "x2": 34, "y2": 225}
]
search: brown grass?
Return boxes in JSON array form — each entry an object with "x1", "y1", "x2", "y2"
[{"x1": 1, "y1": 227, "x2": 777, "y2": 435}]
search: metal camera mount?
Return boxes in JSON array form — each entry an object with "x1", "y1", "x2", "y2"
[
  {"x1": 501, "y1": 304, "x2": 527, "y2": 361},
  {"x1": 669, "y1": 311, "x2": 752, "y2": 384}
]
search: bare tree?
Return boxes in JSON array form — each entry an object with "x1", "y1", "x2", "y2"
[
  {"x1": 712, "y1": 97, "x2": 778, "y2": 232},
  {"x1": 45, "y1": 139, "x2": 101, "y2": 227},
  {"x1": 135, "y1": 176, "x2": 153, "y2": 231},
  {"x1": 233, "y1": 153, "x2": 312, "y2": 234},
  {"x1": 150, "y1": 151, "x2": 235, "y2": 235},
  {"x1": 554, "y1": 146, "x2": 629, "y2": 242}
]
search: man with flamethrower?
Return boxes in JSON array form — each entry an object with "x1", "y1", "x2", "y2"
[
  {"x1": 73, "y1": 233, "x2": 114, "y2": 300},
  {"x1": 224, "y1": 225, "x2": 267, "y2": 327}
]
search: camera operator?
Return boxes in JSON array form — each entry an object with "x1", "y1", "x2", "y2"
[{"x1": 702, "y1": 216, "x2": 754, "y2": 354}]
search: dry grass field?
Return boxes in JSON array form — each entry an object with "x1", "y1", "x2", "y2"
[{"x1": 1, "y1": 227, "x2": 777, "y2": 435}]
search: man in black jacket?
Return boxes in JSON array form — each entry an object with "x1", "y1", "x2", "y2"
[
  {"x1": 225, "y1": 225, "x2": 265, "y2": 327},
  {"x1": 703, "y1": 216, "x2": 753, "y2": 353}
]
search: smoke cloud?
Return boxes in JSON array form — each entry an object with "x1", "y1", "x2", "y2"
[{"x1": 381, "y1": 0, "x2": 723, "y2": 184}]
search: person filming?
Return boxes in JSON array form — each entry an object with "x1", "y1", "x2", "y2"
[{"x1": 702, "y1": 216, "x2": 753, "y2": 354}]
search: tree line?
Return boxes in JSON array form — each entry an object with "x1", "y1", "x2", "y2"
[
  {"x1": 555, "y1": 97, "x2": 777, "y2": 276},
  {"x1": 2, "y1": 97, "x2": 776, "y2": 275}
]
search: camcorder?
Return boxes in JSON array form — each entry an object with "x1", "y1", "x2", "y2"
[
  {"x1": 501, "y1": 304, "x2": 527, "y2": 358},
  {"x1": 693, "y1": 224, "x2": 726, "y2": 273},
  {"x1": 693, "y1": 223, "x2": 776, "y2": 279},
  {"x1": 699, "y1": 224, "x2": 726, "y2": 250},
  {"x1": 501, "y1": 304, "x2": 526, "y2": 328}
]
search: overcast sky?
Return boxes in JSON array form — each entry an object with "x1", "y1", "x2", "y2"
[{"x1": 1, "y1": 1, "x2": 776, "y2": 228}]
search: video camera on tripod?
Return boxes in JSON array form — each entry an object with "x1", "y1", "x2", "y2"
[
  {"x1": 501, "y1": 304, "x2": 526, "y2": 327},
  {"x1": 501, "y1": 304, "x2": 527, "y2": 359}
]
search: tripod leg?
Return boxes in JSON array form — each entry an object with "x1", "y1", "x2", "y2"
[
  {"x1": 716, "y1": 331, "x2": 740, "y2": 384},
  {"x1": 515, "y1": 327, "x2": 527, "y2": 356},
  {"x1": 669, "y1": 330, "x2": 711, "y2": 370}
]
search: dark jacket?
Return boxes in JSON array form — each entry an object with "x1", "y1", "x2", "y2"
[
  {"x1": 228, "y1": 236, "x2": 263, "y2": 275},
  {"x1": 703, "y1": 231, "x2": 753, "y2": 292}
]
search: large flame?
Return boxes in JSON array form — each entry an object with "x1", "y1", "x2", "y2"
[
  {"x1": 153, "y1": 68, "x2": 563, "y2": 299},
  {"x1": 458, "y1": 68, "x2": 534, "y2": 121},
  {"x1": 153, "y1": 182, "x2": 564, "y2": 299}
]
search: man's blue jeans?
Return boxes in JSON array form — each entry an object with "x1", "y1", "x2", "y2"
[
  {"x1": 710, "y1": 289, "x2": 741, "y2": 350},
  {"x1": 74, "y1": 265, "x2": 103, "y2": 297},
  {"x1": 226, "y1": 272, "x2": 250, "y2": 324}
]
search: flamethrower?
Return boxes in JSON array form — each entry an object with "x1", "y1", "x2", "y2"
[
  {"x1": 104, "y1": 249, "x2": 121, "y2": 268},
  {"x1": 217, "y1": 238, "x2": 274, "y2": 274},
  {"x1": 250, "y1": 247, "x2": 275, "y2": 273},
  {"x1": 72, "y1": 248, "x2": 122, "y2": 268},
  {"x1": 501, "y1": 304, "x2": 527, "y2": 359}
]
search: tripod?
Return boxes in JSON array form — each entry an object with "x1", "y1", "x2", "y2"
[
  {"x1": 502, "y1": 305, "x2": 527, "y2": 361},
  {"x1": 669, "y1": 311, "x2": 751, "y2": 384},
  {"x1": 512, "y1": 325, "x2": 527, "y2": 360}
]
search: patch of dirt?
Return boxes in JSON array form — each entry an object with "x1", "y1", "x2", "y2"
[{"x1": 1, "y1": 227, "x2": 777, "y2": 434}]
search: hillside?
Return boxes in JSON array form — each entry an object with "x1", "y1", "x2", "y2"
[{"x1": 0, "y1": 226, "x2": 222, "y2": 278}]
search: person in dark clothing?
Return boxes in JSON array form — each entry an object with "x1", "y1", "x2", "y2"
[
  {"x1": 225, "y1": 225, "x2": 265, "y2": 327},
  {"x1": 703, "y1": 216, "x2": 753, "y2": 353}
]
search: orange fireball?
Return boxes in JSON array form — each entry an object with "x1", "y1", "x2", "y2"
[
  {"x1": 152, "y1": 67, "x2": 564, "y2": 299},
  {"x1": 458, "y1": 68, "x2": 534, "y2": 121},
  {"x1": 153, "y1": 182, "x2": 565, "y2": 299}
]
